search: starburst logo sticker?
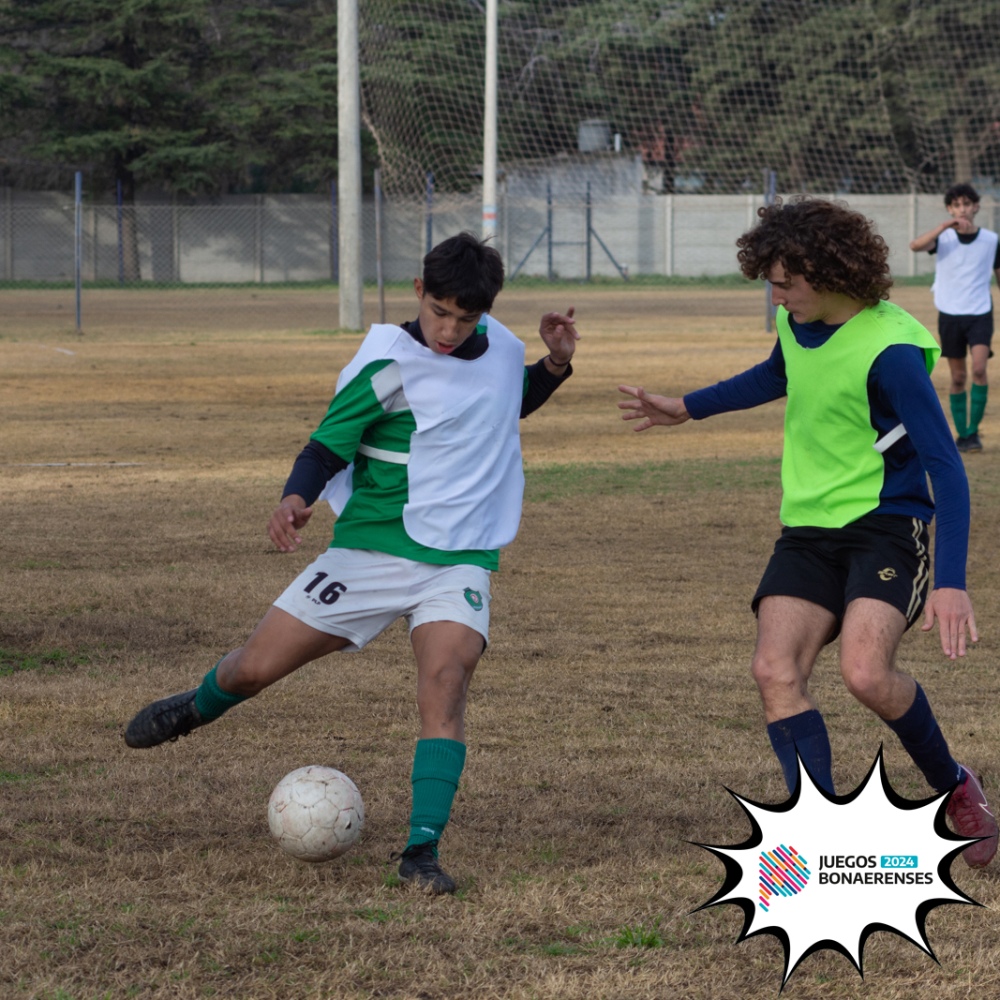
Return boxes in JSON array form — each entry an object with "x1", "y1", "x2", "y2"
[{"x1": 694, "y1": 749, "x2": 982, "y2": 988}]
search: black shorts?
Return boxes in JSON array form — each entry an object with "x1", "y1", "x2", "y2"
[
  {"x1": 751, "y1": 514, "x2": 930, "y2": 641},
  {"x1": 938, "y1": 311, "x2": 994, "y2": 358}
]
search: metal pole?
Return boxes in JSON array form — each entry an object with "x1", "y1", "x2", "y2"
[
  {"x1": 481, "y1": 0, "x2": 498, "y2": 239},
  {"x1": 338, "y1": 0, "x2": 363, "y2": 330},
  {"x1": 74, "y1": 172, "x2": 82, "y2": 333},
  {"x1": 547, "y1": 182, "x2": 553, "y2": 281},
  {"x1": 586, "y1": 182, "x2": 592, "y2": 282},
  {"x1": 763, "y1": 169, "x2": 777, "y2": 332},
  {"x1": 330, "y1": 180, "x2": 338, "y2": 282},
  {"x1": 116, "y1": 180, "x2": 124, "y2": 285},
  {"x1": 375, "y1": 167, "x2": 385, "y2": 323},
  {"x1": 425, "y1": 171, "x2": 434, "y2": 254}
]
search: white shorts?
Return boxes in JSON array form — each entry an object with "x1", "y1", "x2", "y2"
[{"x1": 272, "y1": 548, "x2": 492, "y2": 651}]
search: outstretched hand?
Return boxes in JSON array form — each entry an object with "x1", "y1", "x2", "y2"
[
  {"x1": 617, "y1": 385, "x2": 690, "y2": 431},
  {"x1": 268, "y1": 495, "x2": 313, "y2": 552},
  {"x1": 539, "y1": 306, "x2": 579, "y2": 366},
  {"x1": 921, "y1": 586, "x2": 978, "y2": 659}
]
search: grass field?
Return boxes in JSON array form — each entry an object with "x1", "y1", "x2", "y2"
[{"x1": 3, "y1": 284, "x2": 1000, "y2": 999}]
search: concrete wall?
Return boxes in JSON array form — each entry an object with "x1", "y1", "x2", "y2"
[{"x1": 4, "y1": 187, "x2": 999, "y2": 284}]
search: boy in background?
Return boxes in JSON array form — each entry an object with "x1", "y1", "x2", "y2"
[{"x1": 910, "y1": 183, "x2": 1000, "y2": 452}]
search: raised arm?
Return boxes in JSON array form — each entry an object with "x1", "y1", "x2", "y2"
[
  {"x1": 538, "y1": 306, "x2": 579, "y2": 373},
  {"x1": 910, "y1": 218, "x2": 958, "y2": 253}
]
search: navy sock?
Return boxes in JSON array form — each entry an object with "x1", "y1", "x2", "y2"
[
  {"x1": 767, "y1": 709, "x2": 835, "y2": 795},
  {"x1": 882, "y1": 684, "x2": 962, "y2": 792}
]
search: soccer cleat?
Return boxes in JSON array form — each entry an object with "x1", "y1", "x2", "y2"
[
  {"x1": 956, "y1": 435, "x2": 971, "y2": 453},
  {"x1": 965, "y1": 431, "x2": 983, "y2": 452},
  {"x1": 946, "y1": 766, "x2": 998, "y2": 868},
  {"x1": 124, "y1": 689, "x2": 205, "y2": 748},
  {"x1": 395, "y1": 840, "x2": 457, "y2": 894}
]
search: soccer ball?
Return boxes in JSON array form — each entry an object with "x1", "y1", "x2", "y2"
[{"x1": 267, "y1": 765, "x2": 365, "y2": 862}]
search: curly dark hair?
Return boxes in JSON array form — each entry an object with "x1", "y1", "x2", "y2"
[
  {"x1": 945, "y1": 182, "x2": 980, "y2": 206},
  {"x1": 736, "y1": 198, "x2": 892, "y2": 306}
]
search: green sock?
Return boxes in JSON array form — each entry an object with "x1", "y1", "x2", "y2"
[
  {"x1": 950, "y1": 392, "x2": 969, "y2": 437},
  {"x1": 406, "y1": 738, "x2": 467, "y2": 851},
  {"x1": 969, "y1": 383, "x2": 988, "y2": 434},
  {"x1": 193, "y1": 662, "x2": 247, "y2": 721}
]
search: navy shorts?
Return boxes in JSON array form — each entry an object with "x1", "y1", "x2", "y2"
[
  {"x1": 938, "y1": 311, "x2": 994, "y2": 358},
  {"x1": 751, "y1": 514, "x2": 931, "y2": 642}
]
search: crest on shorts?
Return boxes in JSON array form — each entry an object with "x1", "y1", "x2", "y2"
[{"x1": 464, "y1": 588, "x2": 484, "y2": 610}]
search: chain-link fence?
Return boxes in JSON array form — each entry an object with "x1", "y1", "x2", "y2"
[{"x1": 4, "y1": 182, "x2": 999, "y2": 316}]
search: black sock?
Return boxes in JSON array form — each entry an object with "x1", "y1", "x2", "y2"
[
  {"x1": 766, "y1": 709, "x2": 835, "y2": 794},
  {"x1": 882, "y1": 683, "x2": 962, "y2": 792}
]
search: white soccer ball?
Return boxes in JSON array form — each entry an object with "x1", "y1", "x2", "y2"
[{"x1": 267, "y1": 765, "x2": 365, "y2": 862}]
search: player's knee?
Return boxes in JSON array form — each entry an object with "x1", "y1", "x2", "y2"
[
  {"x1": 840, "y1": 662, "x2": 888, "y2": 709},
  {"x1": 750, "y1": 651, "x2": 798, "y2": 695},
  {"x1": 951, "y1": 369, "x2": 968, "y2": 392},
  {"x1": 218, "y1": 648, "x2": 272, "y2": 696}
]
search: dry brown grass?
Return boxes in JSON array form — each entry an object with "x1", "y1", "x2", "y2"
[{"x1": 2, "y1": 284, "x2": 1000, "y2": 999}]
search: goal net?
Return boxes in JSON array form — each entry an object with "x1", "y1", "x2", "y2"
[{"x1": 359, "y1": 0, "x2": 1000, "y2": 199}]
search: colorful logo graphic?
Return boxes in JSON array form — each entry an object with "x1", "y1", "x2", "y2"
[
  {"x1": 694, "y1": 748, "x2": 981, "y2": 987},
  {"x1": 464, "y1": 588, "x2": 484, "y2": 610},
  {"x1": 758, "y1": 845, "x2": 810, "y2": 912}
]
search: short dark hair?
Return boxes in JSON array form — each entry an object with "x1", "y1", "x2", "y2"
[
  {"x1": 422, "y1": 232, "x2": 504, "y2": 314},
  {"x1": 736, "y1": 197, "x2": 892, "y2": 306},
  {"x1": 945, "y1": 183, "x2": 980, "y2": 206}
]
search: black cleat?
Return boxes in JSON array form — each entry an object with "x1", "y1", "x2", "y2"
[
  {"x1": 395, "y1": 841, "x2": 457, "y2": 894},
  {"x1": 966, "y1": 431, "x2": 983, "y2": 452},
  {"x1": 125, "y1": 689, "x2": 205, "y2": 748},
  {"x1": 957, "y1": 435, "x2": 971, "y2": 453}
]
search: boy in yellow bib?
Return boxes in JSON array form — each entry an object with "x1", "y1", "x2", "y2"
[{"x1": 620, "y1": 198, "x2": 996, "y2": 869}]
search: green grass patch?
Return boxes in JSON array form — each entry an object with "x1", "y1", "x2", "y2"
[
  {"x1": 0, "y1": 648, "x2": 90, "y2": 676},
  {"x1": 525, "y1": 457, "x2": 781, "y2": 502},
  {"x1": 613, "y1": 917, "x2": 665, "y2": 949}
]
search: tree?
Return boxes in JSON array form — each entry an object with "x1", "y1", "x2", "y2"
[{"x1": 876, "y1": 0, "x2": 1000, "y2": 189}]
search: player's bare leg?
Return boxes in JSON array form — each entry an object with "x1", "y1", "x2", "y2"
[
  {"x1": 751, "y1": 596, "x2": 835, "y2": 722},
  {"x1": 948, "y1": 355, "x2": 972, "y2": 447},
  {"x1": 752, "y1": 596, "x2": 837, "y2": 793},
  {"x1": 837, "y1": 598, "x2": 913, "y2": 719},
  {"x1": 411, "y1": 620, "x2": 484, "y2": 741},
  {"x1": 396, "y1": 620, "x2": 485, "y2": 893},
  {"x1": 216, "y1": 607, "x2": 352, "y2": 695},
  {"x1": 841, "y1": 597, "x2": 997, "y2": 865},
  {"x1": 966, "y1": 343, "x2": 990, "y2": 450},
  {"x1": 124, "y1": 608, "x2": 349, "y2": 747}
]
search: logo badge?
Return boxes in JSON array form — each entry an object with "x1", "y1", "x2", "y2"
[
  {"x1": 878, "y1": 567, "x2": 898, "y2": 581},
  {"x1": 464, "y1": 588, "x2": 484, "y2": 610}
]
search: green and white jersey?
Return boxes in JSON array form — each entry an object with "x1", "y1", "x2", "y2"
[{"x1": 314, "y1": 317, "x2": 527, "y2": 570}]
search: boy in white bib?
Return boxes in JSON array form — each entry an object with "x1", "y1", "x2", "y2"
[
  {"x1": 911, "y1": 183, "x2": 1000, "y2": 452},
  {"x1": 125, "y1": 233, "x2": 580, "y2": 893}
]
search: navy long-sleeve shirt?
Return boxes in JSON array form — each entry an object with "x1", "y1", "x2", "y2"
[{"x1": 684, "y1": 317, "x2": 969, "y2": 589}]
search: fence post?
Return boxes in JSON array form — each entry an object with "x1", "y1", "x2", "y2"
[
  {"x1": 908, "y1": 187, "x2": 917, "y2": 277},
  {"x1": 3, "y1": 186, "x2": 12, "y2": 281},
  {"x1": 172, "y1": 197, "x2": 181, "y2": 283},
  {"x1": 546, "y1": 181, "x2": 553, "y2": 281},
  {"x1": 664, "y1": 193, "x2": 673, "y2": 277},
  {"x1": 425, "y1": 171, "x2": 434, "y2": 255},
  {"x1": 254, "y1": 194, "x2": 264, "y2": 284},
  {"x1": 763, "y1": 169, "x2": 777, "y2": 332},
  {"x1": 330, "y1": 180, "x2": 338, "y2": 282},
  {"x1": 375, "y1": 167, "x2": 385, "y2": 323},
  {"x1": 74, "y1": 172, "x2": 82, "y2": 333}
]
